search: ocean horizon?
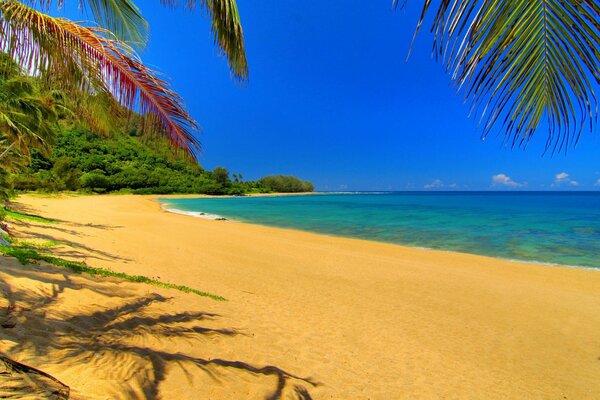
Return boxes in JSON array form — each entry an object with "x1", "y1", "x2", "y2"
[{"x1": 159, "y1": 191, "x2": 600, "y2": 270}]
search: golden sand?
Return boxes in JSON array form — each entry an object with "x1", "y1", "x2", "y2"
[{"x1": 1, "y1": 194, "x2": 600, "y2": 399}]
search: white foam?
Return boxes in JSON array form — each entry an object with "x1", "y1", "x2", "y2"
[
  {"x1": 161, "y1": 205, "x2": 233, "y2": 221},
  {"x1": 499, "y1": 257, "x2": 598, "y2": 271}
]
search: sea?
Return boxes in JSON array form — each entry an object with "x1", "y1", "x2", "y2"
[{"x1": 158, "y1": 192, "x2": 600, "y2": 269}]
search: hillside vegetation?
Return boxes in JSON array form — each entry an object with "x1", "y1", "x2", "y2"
[
  {"x1": 0, "y1": 54, "x2": 312, "y2": 198},
  {"x1": 10, "y1": 127, "x2": 313, "y2": 195}
]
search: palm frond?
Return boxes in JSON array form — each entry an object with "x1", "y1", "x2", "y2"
[
  {"x1": 69, "y1": 91, "x2": 125, "y2": 136},
  {"x1": 0, "y1": 0, "x2": 200, "y2": 153},
  {"x1": 35, "y1": 0, "x2": 148, "y2": 45},
  {"x1": 0, "y1": 73, "x2": 58, "y2": 156},
  {"x1": 161, "y1": 0, "x2": 248, "y2": 79},
  {"x1": 398, "y1": 0, "x2": 600, "y2": 152}
]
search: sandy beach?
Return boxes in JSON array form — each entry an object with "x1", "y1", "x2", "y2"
[{"x1": 2, "y1": 194, "x2": 600, "y2": 399}]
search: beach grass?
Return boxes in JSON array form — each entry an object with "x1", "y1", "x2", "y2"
[
  {"x1": 0, "y1": 242, "x2": 226, "y2": 301},
  {"x1": 4, "y1": 208, "x2": 57, "y2": 224},
  {"x1": 16, "y1": 239, "x2": 63, "y2": 248}
]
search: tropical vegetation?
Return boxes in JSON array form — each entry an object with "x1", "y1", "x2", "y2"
[
  {"x1": 8, "y1": 126, "x2": 314, "y2": 195},
  {"x1": 0, "y1": 0, "x2": 247, "y2": 155},
  {"x1": 0, "y1": 53, "x2": 65, "y2": 199},
  {"x1": 258, "y1": 175, "x2": 314, "y2": 193},
  {"x1": 0, "y1": 59, "x2": 312, "y2": 217},
  {"x1": 0, "y1": 0, "x2": 250, "y2": 204}
]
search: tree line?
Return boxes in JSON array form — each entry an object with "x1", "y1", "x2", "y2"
[{"x1": 10, "y1": 127, "x2": 313, "y2": 195}]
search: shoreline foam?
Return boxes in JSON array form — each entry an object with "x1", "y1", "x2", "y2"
[{"x1": 160, "y1": 204, "x2": 229, "y2": 221}]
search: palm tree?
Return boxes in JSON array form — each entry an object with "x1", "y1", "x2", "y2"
[
  {"x1": 0, "y1": 55, "x2": 65, "y2": 199},
  {"x1": 397, "y1": 0, "x2": 600, "y2": 152},
  {"x1": 0, "y1": 62, "x2": 61, "y2": 162},
  {"x1": 0, "y1": 0, "x2": 248, "y2": 155}
]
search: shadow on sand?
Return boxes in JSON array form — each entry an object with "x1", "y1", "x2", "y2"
[
  {"x1": 6, "y1": 211, "x2": 133, "y2": 264},
  {"x1": 0, "y1": 257, "x2": 318, "y2": 399}
]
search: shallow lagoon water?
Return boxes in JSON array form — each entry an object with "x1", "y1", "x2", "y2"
[{"x1": 159, "y1": 192, "x2": 600, "y2": 269}]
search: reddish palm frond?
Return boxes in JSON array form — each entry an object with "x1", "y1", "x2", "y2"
[
  {"x1": 32, "y1": 0, "x2": 148, "y2": 45},
  {"x1": 160, "y1": 0, "x2": 248, "y2": 79},
  {"x1": 0, "y1": 0, "x2": 200, "y2": 153}
]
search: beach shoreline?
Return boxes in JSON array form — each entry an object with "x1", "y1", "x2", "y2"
[
  {"x1": 3, "y1": 194, "x2": 600, "y2": 399},
  {"x1": 156, "y1": 194, "x2": 600, "y2": 272}
]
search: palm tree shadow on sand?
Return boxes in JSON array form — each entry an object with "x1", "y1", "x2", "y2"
[{"x1": 0, "y1": 257, "x2": 318, "y2": 399}]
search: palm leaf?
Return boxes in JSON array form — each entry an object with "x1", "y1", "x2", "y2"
[
  {"x1": 0, "y1": 0, "x2": 200, "y2": 153},
  {"x1": 34, "y1": 0, "x2": 148, "y2": 45},
  {"x1": 161, "y1": 0, "x2": 248, "y2": 79},
  {"x1": 0, "y1": 72, "x2": 59, "y2": 155},
  {"x1": 397, "y1": 0, "x2": 600, "y2": 151},
  {"x1": 32, "y1": 0, "x2": 248, "y2": 77},
  {"x1": 69, "y1": 91, "x2": 126, "y2": 136}
]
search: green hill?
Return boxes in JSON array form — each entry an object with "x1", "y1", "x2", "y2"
[{"x1": 11, "y1": 126, "x2": 313, "y2": 195}]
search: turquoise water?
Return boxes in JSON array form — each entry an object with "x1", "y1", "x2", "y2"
[{"x1": 159, "y1": 192, "x2": 600, "y2": 269}]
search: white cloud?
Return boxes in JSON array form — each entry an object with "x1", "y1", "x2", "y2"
[
  {"x1": 595, "y1": 179, "x2": 600, "y2": 187},
  {"x1": 424, "y1": 179, "x2": 444, "y2": 189},
  {"x1": 553, "y1": 172, "x2": 578, "y2": 187},
  {"x1": 424, "y1": 179, "x2": 461, "y2": 190},
  {"x1": 492, "y1": 173, "x2": 524, "y2": 188}
]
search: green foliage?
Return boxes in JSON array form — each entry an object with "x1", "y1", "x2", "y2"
[
  {"x1": 258, "y1": 175, "x2": 314, "y2": 193},
  {"x1": 0, "y1": 57, "x2": 313, "y2": 197},
  {"x1": 0, "y1": 54, "x2": 63, "y2": 200},
  {"x1": 4, "y1": 208, "x2": 57, "y2": 224},
  {"x1": 0, "y1": 169, "x2": 10, "y2": 201},
  {"x1": 11, "y1": 127, "x2": 314, "y2": 195},
  {"x1": 81, "y1": 170, "x2": 109, "y2": 192},
  {"x1": 0, "y1": 54, "x2": 61, "y2": 155},
  {"x1": 0, "y1": 242, "x2": 225, "y2": 301},
  {"x1": 13, "y1": 127, "x2": 217, "y2": 194},
  {"x1": 211, "y1": 166, "x2": 231, "y2": 187},
  {"x1": 16, "y1": 239, "x2": 62, "y2": 249}
]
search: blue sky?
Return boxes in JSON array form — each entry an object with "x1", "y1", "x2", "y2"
[{"x1": 65, "y1": 1, "x2": 600, "y2": 190}]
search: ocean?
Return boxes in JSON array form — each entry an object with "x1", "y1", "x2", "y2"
[{"x1": 158, "y1": 192, "x2": 600, "y2": 269}]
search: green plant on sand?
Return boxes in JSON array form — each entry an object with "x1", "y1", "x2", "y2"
[{"x1": 0, "y1": 241, "x2": 225, "y2": 301}]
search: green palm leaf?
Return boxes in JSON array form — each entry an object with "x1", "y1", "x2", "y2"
[
  {"x1": 161, "y1": 0, "x2": 248, "y2": 79},
  {"x1": 31, "y1": 0, "x2": 248, "y2": 78},
  {"x1": 0, "y1": 74, "x2": 59, "y2": 161},
  {"x1": 0, "y1": 0, "x2": 200, "y2": 153},
  {"x1": 397, "y1": 0, "x2": 600, "y2": 151},
  {"x1": 35, "y1": 0, "x2": 148, "y2": 45}
]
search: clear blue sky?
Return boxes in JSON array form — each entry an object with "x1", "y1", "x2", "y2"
[{"x1": 69, "y1": 1, "x2": 600, "y2": 190}]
